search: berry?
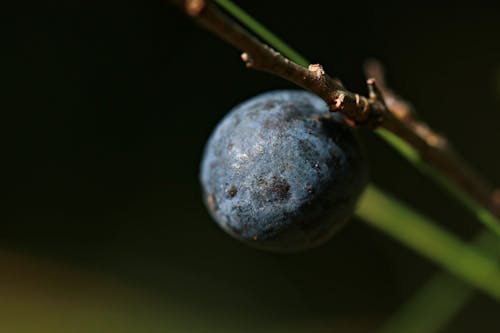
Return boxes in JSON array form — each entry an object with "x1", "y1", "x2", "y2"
[{"x1": 200, "y1": 90, "x2": 367, "y2": 252}]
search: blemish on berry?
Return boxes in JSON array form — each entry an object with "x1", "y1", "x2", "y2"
[
  {"x1": 227, "y1": 186, "x2": 237, "y2": 198},
  {"x1": 305, "y1": 184, "x2": 314, "y2": 194},
  {"x1": 270, "y1": 177, "x2": 290, "y2": 200},
  {"x1": 263, "y1": 100, "x2": 277, "y2": 109}
]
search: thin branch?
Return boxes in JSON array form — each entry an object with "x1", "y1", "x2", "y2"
[{"x1": 172, "y1": 0, "x2": 500, "y2": 220}]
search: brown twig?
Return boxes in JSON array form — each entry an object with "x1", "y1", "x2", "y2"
[{"x1": 172, "y1": 0, "x2": 500, "y2": 219}]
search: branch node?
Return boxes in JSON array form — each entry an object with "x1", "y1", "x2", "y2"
[
  {"x1": 362, "y1": 97, "x2": 369, "y2": 113},
  {"x1": 367, "y1": 78, "x2": 385, "y2": 104},
  {"x1": 241, "y1": 52, "x2": 253, "y2": 67},
  {"x1": 308, "y1": 64, "x2": 325, "y2": 79},
  {"x1": 333, "y1": 93, "x2": 345, "y2": 110},
  {"x1": 185, "y1": 0, "x2": 206, "y2": 17}
]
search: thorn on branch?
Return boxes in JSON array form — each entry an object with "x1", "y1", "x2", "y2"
[
  {"x1": 364, "y1": 59, "x2": 387, "y2": 88},
  {"x1": 364, "y1": 58, "x2": 415, "y2": 121}
]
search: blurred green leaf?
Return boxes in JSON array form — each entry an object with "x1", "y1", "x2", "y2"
[
  {"x1": 376, "y1": 128, "x2": 500, "y2": 238},
  {"x1": 0, "y1": 252, "x2": 379, "y2": 333},
  {"x1": 215, "y1": 0, "x2": 309, "y2": 67},
  {"x1": 377, "y1": 230, "x2": 500, "y2": 333},
  {"x1": 358, "y1": 186, "x2": 500, "y2": 302}
]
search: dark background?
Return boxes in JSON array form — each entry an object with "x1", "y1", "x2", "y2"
[{"x1": 5, "y1": 1, "x2": 500, "y2": 332}]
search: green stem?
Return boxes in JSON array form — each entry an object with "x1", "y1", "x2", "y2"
[
  {"x1": 376, "y1": 128, "x2": 500, "y2": 238},
  {"x1": 357, "y1": 186, "x2": 500, "y2": 301},
  {"x1": 215, "y1": 0, "x2": 309, "y2": 67},
  {"x1": 380, "y1": 274, "x2": 472, "y2": 333},
  {"x1": 376, "y1": 230, "x2": 500, "y2": 333}
]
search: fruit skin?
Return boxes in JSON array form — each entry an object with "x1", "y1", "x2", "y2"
[{"x1": 200, "y1": 90, "x2": 367, "y2": 252}]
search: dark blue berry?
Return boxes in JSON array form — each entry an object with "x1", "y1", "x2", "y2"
[{"x1": 200, "y1": 90, "x2": 367, "y2": 252}]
